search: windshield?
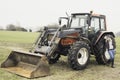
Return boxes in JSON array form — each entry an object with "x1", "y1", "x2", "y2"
[{"x1": 71, "y1": 15, "x2": 87, "y2": 28}]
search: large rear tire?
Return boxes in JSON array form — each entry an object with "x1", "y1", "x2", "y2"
[
  {"x1": 94, "y1": 35, "x2": 116, "y2": 64},
  {"x1": 68, "y1": 41, "x2": 90, "y2": 70}
]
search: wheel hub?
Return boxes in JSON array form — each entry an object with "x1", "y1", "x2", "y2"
[
  {"x1": 77, "y1": 48, "x2": 89, "y2": 65},
  {"x1": 104, "y1": 49, "x2": 110, "y2": 60}
]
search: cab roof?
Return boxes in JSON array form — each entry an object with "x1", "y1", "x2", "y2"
[{"x1": 71, "y1": 13, "x2": 105, "y2": 18}]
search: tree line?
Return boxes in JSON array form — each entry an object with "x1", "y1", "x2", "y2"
[{"x1": 0, "y1": 24, "x2": 31, "y2": 32}]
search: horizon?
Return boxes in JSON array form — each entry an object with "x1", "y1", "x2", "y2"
[{"x1": 0, "y1": 0, "x2": 120, "y2": 32}]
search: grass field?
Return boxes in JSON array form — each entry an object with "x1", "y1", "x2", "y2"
[{"x1": 0, "y1": 31, "x2": 120, "y2": 80}]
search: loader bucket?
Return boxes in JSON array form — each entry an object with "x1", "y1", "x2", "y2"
[{"x1": 1, "y1": 50, "x2": 50, "y2": 78}]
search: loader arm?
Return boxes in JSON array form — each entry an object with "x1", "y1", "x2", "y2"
[
  {"x1": 30, "y1": 27, "x2": 49, "y2": 53},
  {"x1": 1, "y1": 27, "x2": 61, "y2": 78},
  {"x1": 46, "y1": 27, "x2": 61, "y2": 57}
]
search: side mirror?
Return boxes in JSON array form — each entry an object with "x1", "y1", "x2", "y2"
[
  {"x1": 59, "y1": 19, "x2": 61, "y2": 25},
  {"x1": 87, "y1": 20, "x2": 89, "y2": 24}
]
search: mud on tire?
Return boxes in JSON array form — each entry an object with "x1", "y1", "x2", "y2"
[{"x1": 68, "y1": 41, "x2": 90, "y2": 70}]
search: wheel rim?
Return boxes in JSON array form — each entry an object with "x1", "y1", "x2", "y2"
[
  {"x1": 104, "y1": 49, "x2": 110, "y2": 60},
  {"x1": 77, "y1": 48, "x2": 89, "y2": 65},
  {"x1": 104, "y1": 36, "x2": 112, "y2": 61}
]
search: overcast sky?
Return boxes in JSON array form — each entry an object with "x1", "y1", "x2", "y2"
[{"x1": 0, "y1": 0, "x2": 120, "y2": 32}]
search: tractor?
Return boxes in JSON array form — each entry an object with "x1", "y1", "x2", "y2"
[{"x1": 1, "y1": 11, "x2": 116, "y2": 78}]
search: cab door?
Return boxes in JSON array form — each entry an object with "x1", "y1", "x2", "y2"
[
  {"x1": 88, "y1": 17, "x2": 100, "y2": 41},
  {"x1": 88, "y1": 16, "x2": 106, "y2": 41}
]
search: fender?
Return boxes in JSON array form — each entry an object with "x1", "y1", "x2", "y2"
[
  {"x1": 94, "y1": 31, "x2": 115, "y2": 45},
  {"x1": 80, "y1": 37, "x2": 91, "y2": 44}
]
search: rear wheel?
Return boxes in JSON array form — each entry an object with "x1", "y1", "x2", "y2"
[
  {"x1": 68, "y1": 41, "x2": 90, "y2": 70},
  {"x1": 94, "y1": 35, "x2": 116, "y2": 64}
]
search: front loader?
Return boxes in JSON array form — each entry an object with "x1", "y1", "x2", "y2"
[
  {"x1": 1, "y1": 50, "x2": 49, "y2": 78},
  {"x1": 1, "y1": 27, "x2": 61, "y2": 78},
  {"x1": 1, "y1": 11, "x2": 116, "y2": 78}
]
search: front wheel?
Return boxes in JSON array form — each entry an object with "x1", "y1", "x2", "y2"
[
  {"x1": 48, "y1": 52, "x2": 60, "y2": 64},
  {"x1": 68, "y1": 41, "x2": 90, "y2": 70}
]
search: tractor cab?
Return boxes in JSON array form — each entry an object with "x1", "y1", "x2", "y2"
[{"x1": 59, "y1": 12, "x2": 107, "y2": 41}]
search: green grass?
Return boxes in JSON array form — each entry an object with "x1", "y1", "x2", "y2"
[
  {"x1": 0, "y1": 31, "x2": 39, "y2": 50},
  {"x1": 115, "y1": 37, "x2": 120, "y2": 53},
  {"x1": 0, "y1": 31, "x2": 120, "y2": 80},
  {"x1": 0, "y1": 31, "x2": 39, "y2": 43}
]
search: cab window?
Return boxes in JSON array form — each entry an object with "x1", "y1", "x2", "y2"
[
  {"x1": 90, "y1": 17, "x2": 100, "y2": 33},
  {"x1": 100, "y1": 18, "x2": 105, "y2": 30}
]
